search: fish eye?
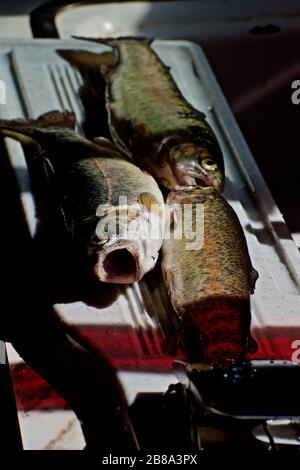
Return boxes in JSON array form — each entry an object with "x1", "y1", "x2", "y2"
[{"x1": 201, "y1": 158, "x2": 218, "y2": 171}]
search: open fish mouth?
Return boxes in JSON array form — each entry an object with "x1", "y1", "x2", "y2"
[
  {"x1": 175, "y1": 170, "x2": 220, "y2": 190},
  {"x1": 94, "y1": 238, "x2": 159, "y2": 284},
  {"x1": 95, "y1": 244, "x2": 141, "y2": 284},
  {"x1": 191, "y1": 175, "x2": 216, "y2": 188},
  {"x1": 172, "y1": 158, "x2": 224, "y2": 190},
  {"x1": 93, "y1": 203, "x2": 165, "y2": 283}
]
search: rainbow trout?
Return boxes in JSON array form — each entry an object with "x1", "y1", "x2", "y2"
[
  {"x1": 161, "y1": 187, "x2": 258, "y2": 364},
  {"x1": 0, "y1": 111, "x2": 166, "y2": 283},
  {"x1": 57, "y1": 38, "x2": 224, "y2": 191}
]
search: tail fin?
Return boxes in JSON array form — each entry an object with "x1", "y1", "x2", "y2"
[
  {"x1": 0, "y1": 111, "x2": 75, "y2": 133},
  {"x1": 0, "y1": 111, "x2": 76, "y2": 148},
  {"x1": 58, "y1": 37, "x2": 153, "y2": 71},
  {"x1": 57, "y1": 48, "x2": 117, "y2": 69},
  {"x1": 0, "y1": 111, "x2": 121, "y2": 161},
  {"x1": 72, "y1": 35, "x2": 153, "y2": 48}
]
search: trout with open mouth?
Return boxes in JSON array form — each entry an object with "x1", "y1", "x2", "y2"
[
  {"x1": 0, "y1": 111, "x2": 166, "y2": 283},
  {"x1": 57, "y1": 37, "x2": 224, "y2": 191},
  {"x1": 161, "y1": 186, "x2": 258, "y2": 364}
]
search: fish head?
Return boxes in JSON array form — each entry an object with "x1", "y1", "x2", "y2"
[
  {"x1": 91, "y1": 202, "x2": 164, "y2": 283},
  {"x1": 169, "y1": 143, "x2": 224, "y2": 191}
]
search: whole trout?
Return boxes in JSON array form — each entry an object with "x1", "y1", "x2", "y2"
[
  {"x1": 161, "y1": 187, "x2": 258, "y2": 364},
  {"x1": 0, "y1": 111, "x2": 166, "y2": 283},
  {"x1": 58, "y1": 38, "x2": 224, "y2": 191}
]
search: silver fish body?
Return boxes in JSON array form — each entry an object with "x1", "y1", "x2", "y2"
[{"x1": 0, "y1": 111, "x2": 166, "y2": 283}]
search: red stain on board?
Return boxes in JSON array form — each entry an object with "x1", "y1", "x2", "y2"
[
  {"x1": 11, "y1": 326, "x2": 298, "y2": 411},
  {"x1": 11, "y1": 363, "x2": 67, "y2": 410},
  {"x1": 11, "y1": 328, "x2": 185, "y2": 411}
]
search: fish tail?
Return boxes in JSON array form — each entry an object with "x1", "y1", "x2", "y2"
[
  {"x1": 59, "y1": 36, "x2": 153, "y2": 70},
  {"x1": 57, "y1": 48, "x2": 117, "y2": 69},
  {"x1": 72, "y1": 35, "x2": 153, "y2": 48},
  {"x1": 0, "y1": 111, "x2": 77, "y2": 151},
  {"x1": 0, "y1": 110, "x2": 75, "y2": 135},
  {"x1": 184, "y1": 299, "x2": 252, "y2": 364}
]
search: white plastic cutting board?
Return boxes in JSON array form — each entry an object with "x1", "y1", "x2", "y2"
[{"x1": 1, "y1": 39, "x2": 300, "y2": 401}]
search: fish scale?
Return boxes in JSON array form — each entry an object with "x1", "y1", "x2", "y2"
[
  {"x1": 110, "y1": 42, "x2": 208, "y2": 135},
  {"x1": 58, "y1": 38, "x2": 224, "y2": 190},
  {"x1": 162, "y1": 186, "x2": 258, "y2": 364},
  {"x1": 0, "y1": 110, "x2": 166, "y2": 284}
]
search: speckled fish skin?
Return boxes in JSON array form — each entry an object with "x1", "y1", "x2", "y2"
[
  {"x1": 0, "y1": 111, "x2": 165, "y2": 284},
  {"x1": 57, "y1": 38, "x2": 224, "y2": 191},
  {"x1": 161, "y1": 186, "x2": 258, "y2": 365}
]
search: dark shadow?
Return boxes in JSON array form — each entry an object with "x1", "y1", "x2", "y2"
[
  {"x1": 138, "y1": 262, "x2": 182, "y2": 356},
  {"x1": 0, "y1": 354, "x2": 23, "y2": 449},
  {"x1": 245, "y1": 221, "x2": 293, "y2": 242},
  {"x1": 249, "y1": 24, "x2": 281, "y2": 35},
  {"x1": 0, "y1": 139, "x2": 133, "y2": 447},
  {"x1": 76, "y1": 67, "x2": 111, "y2": 141},
  {"x1": 202, "y1": 34, "x2": 300, "y2": 235},
  {"x1": 0, "y1": 144, "x2": 137, "y2": 442},
  {"x1": 17, "y1": 141, "x2": 120, "y2": 307},
  {"x1": 130, "y1": 389, "x2": 195, "y2": 449}
]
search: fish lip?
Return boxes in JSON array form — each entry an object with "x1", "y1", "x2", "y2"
[
  {"x1": 174, "y1": 161, "x2": 223, "y2": 190},
  {"x1": 95, "y1": 242, "x2": 143, "y2": 284},
  {"x1": 95, "y1": 238, "x2": 160, "y2": 284},
  {"x1": 93, "y1": 210, "x2": 164, "y2": 283},
  {"x1": 176, "y1": 169, "x2": 221, "y2": 190}
]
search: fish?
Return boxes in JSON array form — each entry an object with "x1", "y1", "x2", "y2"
[
  {"x1": 161, "y1": 186, "x2": 258, "y2": 365},
  {"x1": 57, "y1": 37, "x2": 224, "y2": 191},
  {"x1": 0, "y1": 111, "x2": 166, "y2": 284}
]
